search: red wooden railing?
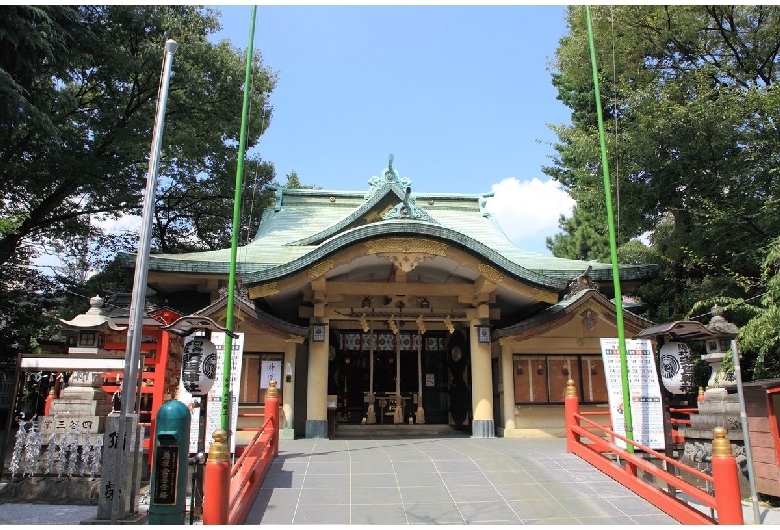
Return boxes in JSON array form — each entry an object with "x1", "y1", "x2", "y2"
[
  {"x1": 669, "y1": 406, "x2": 698, "y2": 445},
  {"x1": 236, "y1": 412, "x2": 265, "y2": 433},
  {"x1": 565, "y1": 380, "x2": 743, "y2": 525},
  {"x1": 203, "y1": 381, "x2": 279, "y2": 525}
]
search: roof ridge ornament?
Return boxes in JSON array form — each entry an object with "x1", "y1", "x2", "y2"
[
  {"x1": 366, "y1": 153, "x2": 412, "y2": 198},
  {"x1": 565, "y1": 265, "x2": 599, "y2": 299}
]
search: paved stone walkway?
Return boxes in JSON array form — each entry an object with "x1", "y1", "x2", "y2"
[{"x1": 245, "y1": 435, "x2": 680, "y2": 525}]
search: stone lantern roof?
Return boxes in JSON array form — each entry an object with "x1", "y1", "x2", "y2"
[{"x1": 705, "y1": 304, "x2": 739, "y2": 337}]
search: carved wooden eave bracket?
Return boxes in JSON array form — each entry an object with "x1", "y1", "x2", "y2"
[{"x1": 364, "y1": 238, "x2": 448, "y2": 273}]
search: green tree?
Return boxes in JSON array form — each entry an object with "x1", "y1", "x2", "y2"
[
  {"x1": 729, "y1": 237, "x2": 780, "y2": 380},
  {"x1": 0, "y1": 6, "x2": 282, "y2": 358},
  {"x1": 546, "y1": 5, "x2": 780, "y2": 327},
  {"x1": 0, "y1": 5, "x2": 277, "y2": 271}
]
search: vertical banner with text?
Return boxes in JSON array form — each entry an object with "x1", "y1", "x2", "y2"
[
  {"x1": 179, "y1": 332, "x2": 244, "y2": 453},
  {"x1": 600, "y1": 338, "x2": 665, "y2": 450}
]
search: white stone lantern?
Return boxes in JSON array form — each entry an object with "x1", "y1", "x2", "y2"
[{"x1": 701, "y1": 305, "x2": 739, "y2": 390}]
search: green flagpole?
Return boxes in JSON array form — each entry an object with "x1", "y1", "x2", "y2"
[
  {"x1": 585, "y1": 5, "x2": 634, "y2": 452},
  {"x1": 222, "y1": 5, "x2": 257, "y2": 437}
]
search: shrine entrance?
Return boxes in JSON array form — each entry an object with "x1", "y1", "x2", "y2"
[{"x1": 328, "y1": 331, "x2": 460, "y2": 425}]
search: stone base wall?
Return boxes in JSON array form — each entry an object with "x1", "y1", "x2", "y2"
[{"x1": 681, "y1": 438, "x2": 751, "y2": 497}]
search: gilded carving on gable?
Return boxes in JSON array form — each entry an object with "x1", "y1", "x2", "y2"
[
  {"x1": 248, "y1": 282, "x2": 279, "y2": 298},
  {"x1": 531, "y1": 287, "x2": 558, "y2": 304},
  {"x1": 378, "y1": 253, "x2": 435, "y2": 273},
  {"x1": 307, "y1": 259, "x2": 335, "y2": 280},
  {"x1": 478, "y1": 263, "x2": 504, "y2": 284},
  {"x1": 285, "y1": 334, "x2": 305, "y2": 344},
  {"x1": 364, "y1": 238, "x2": 448, "y2": 256},
  {"x1": 499, "y1": 336, "x2": 516, "y2": 346}
]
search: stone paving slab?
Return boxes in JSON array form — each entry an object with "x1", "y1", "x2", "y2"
[
  {"x1": 2, "y1": 433, "x2": 779, "y2": 525},
  {"x1": 242, "y1": 436, "x2": 683, "y2": 525}
]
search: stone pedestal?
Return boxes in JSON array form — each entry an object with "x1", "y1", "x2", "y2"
[
  {"x1": 39, "y1": 370, "x2": 113, "y2": 441},
  {"x1": 679, "y1": 388, "x2": 750, "y2": 496},
  {"x1": 683, "y1": 388, "x2": 742, "y2": 439},
  {"x1": 95, "y1": 414, "x2": 146, "y2": 522}
]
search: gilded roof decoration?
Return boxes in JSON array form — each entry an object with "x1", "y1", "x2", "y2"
[
  {"x1": 307, "y1": 259, "x2": 335, "y2": 280},
  {"x1": 478, "y1": 263, "x2": 504, "y2": 284},
  {"x1": 364, "y1": 238, "x2": 448, "y2": 256},
  {"x1": 248, "y1": 282, "x2": 279, "y2": 298},
  {"x1": 531, "y1": 287, "x2": 559, "y2": 304},
  {"x1": 285, "y1": 334, "x2": 305, "y2": 344},
  {"x1": 378, "y1": 252, "x2": 436, "y2": 273}
]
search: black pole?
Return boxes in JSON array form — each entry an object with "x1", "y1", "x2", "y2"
[{"x1": 654, "y1": 335, "x2": 677, "y2": 497}]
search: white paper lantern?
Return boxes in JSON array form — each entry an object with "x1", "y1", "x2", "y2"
[
  {"x1": 660, "y1": 342, "x2": 695, "y2": 395},
  {"x1": 182, "y1": 337, "x2": 218, "y2": 395}
]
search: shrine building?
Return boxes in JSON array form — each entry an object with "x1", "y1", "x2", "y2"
[{"x1": 123, "y1": 158, "x2": 658, "y2": 440}]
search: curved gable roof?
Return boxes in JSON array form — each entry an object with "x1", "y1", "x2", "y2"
[
  {"x1": 125, "y1": 160, "x2": 659, "y2": 290},
  {"x1": 494, "y1": 288, "x2": 654, "y2": 341}
]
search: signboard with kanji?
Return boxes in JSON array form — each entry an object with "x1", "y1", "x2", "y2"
[
  {"x1": 179, "y1": 332, "x2": 244, "y2": 453},
  {"x1": 600, "y1": 338, "x2": 665, "y2": 450}
]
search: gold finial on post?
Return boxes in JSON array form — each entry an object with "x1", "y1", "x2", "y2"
[
  {"x1": 565, "y1": 379, "x2": 577, "y2": 398},
  {"x1": 711, "y1": 426, "x2": 732, "y2": 457},
  {"x1": 208, "y1": 429, "x2": 229, "y2": 462},
  {"x1": 267, "y1": 380, "x2": 279, "y2": 398}
]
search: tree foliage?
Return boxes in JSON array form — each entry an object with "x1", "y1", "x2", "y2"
[
  {"x1": 547, "y1": 6, "x2": 780, "y2": 315},
  {"x1": 546, "y1": 5, "x2": 780, "y2": 381},
  {"x1": 0, "y1": 5, "x2": 283, "y2": 358},
  {"x1": 0, "y1": 5, "x2": 277, "y2": 269}
]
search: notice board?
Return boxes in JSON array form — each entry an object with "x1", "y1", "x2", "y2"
[{"x1": 600, "y1": 338, "x2": 665, "y2": 450}]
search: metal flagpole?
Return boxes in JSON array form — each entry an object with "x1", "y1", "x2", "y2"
[
  {"x1": 731, "y1": 340, "x2": 761, "y2": 523},
  {"x1": 111, "y1": 39, "x2": 178, "y2": 523},
  {"x1": 221, "y1": 5, "x2": 258, "y2": 439},
  {"x1": 585, "y1": 6, "x2": 634, "y2": 452}
]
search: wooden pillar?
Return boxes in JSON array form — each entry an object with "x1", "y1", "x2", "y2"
[
  {"x1": 416, "y1": 332, "x2": 425, "y2": 424},
  {"x1": 500, "y1": 340, "x2": 516, "y2": 433},
  {"x1": 393, "y1": 333, "x2": 403, "y2": 424},
  {"x1": 367, "y1": 329, "x2": 376, "y2": 424},
  {"x1": 281, "y1": 341, "x2": 296, "y2": 436},
  {"x1": 306, "y1": 319, "x2": 329, "y2": 438},
  {"x1": 470, "y1": 311, "x2": 495, "y2": 438}
]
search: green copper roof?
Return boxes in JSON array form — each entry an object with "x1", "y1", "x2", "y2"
[{"x1": 123, "y1": 158, "x2": 659, "y2": 288}]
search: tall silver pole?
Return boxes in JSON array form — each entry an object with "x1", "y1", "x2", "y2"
[
  {"x1": 111, "y1": 39, "x2": 178, "y2": 524},
  {"x1": 731, "y1": 340, "x2": 761, "y2": 524}
]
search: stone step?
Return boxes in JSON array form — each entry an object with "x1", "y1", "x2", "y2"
[{"x1": 332, "y1": 424, "x2": 467, "y2": 438}]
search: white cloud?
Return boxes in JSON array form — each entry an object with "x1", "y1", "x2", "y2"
[{"x1": 484, "y1": 177, "x2": 575, "y2": 255}]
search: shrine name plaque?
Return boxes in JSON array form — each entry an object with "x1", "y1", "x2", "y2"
[{"x1": 152, "y1": 445, "x2": 179, "y2": 505}]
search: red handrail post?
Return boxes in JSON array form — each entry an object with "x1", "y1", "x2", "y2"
[
  {"x1": 710, "y1": 426, "x2": 744, "y2": 525},
  {"x1": 265, "y1": 380, "x2": 280, "y2": 457},
  {"x1": 625, "y1": 459, "x2": 638, "y2": 478},
  {"x1": 203, "y1": 429, "x2": 230, "y2": 525},
  {"x1": 564, "y1": 379, "x2": 580, "y2": 452}
]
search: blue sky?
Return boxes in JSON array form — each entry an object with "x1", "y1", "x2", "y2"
[{"x1": 208, "y1": 4, "x2": 576, "y2": 255}]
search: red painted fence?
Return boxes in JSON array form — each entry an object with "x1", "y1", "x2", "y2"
[
  {"x1": 203, "y1": 381, "x2": 279, "y2": 525},
  {"x1": 565, "y1": 380, "x2": 743, "y2": 525}
]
